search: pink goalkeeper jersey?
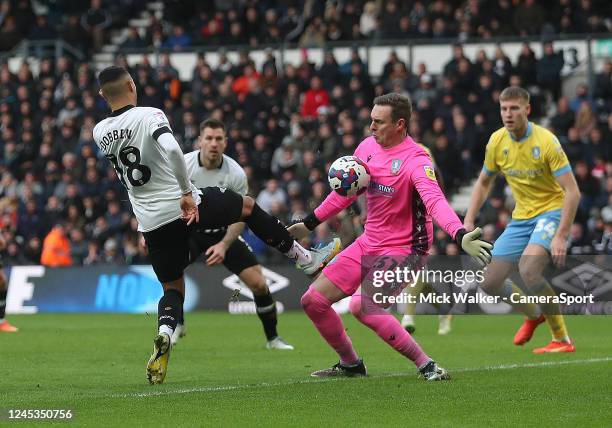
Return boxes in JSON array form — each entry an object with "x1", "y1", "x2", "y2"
[{"x1": 315, "y1": 136, "x2": 464, "y2": 253}]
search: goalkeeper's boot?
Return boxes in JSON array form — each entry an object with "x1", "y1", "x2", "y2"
[
  {"x1": 419, "y1": 360, "x2": 450, "y2": 381},
  {"x1": 311, "y1": 359, "x2": 367, "y2": 378},
  {"x1": 0, "y1": 320, "x2": 18, "y2": 332},
  {"x1": 146, "y1": 332, "x2": 171, "y2": 385},
  {"x1": 438, "y1": 315, "x2": 452, "y2": 335},
  {"x1": 401, "y1": 314, "x2": 416, "y2": 334},
  {"x1": 533, "y1": 340, "x2": 575, "y2": 354},
  {"x1": 170, "y1": 323, "x2": 186, "y2": 347},
  {"x1": 298, "y1": 238, "x2": 342, "y2": 277},
  {"x1": 513, "y1": 315, "x2": 545, "y2": 345}
]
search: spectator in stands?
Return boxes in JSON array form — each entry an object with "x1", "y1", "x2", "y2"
[
  {"x1": 0, "y1": 16, "x2": 21, "y2": 52},
  {"x1": 162, "y1": 24, "x2": 191, "y2": 51},
  {"x1": 569, "y1": 83, "x2": 591, "y2": 112},
  {"x1": 359, "y1": 1, "x2": 378, "y2": 38},
  {"x1": 301, "y1": 75, "x2": 329, "y2": 120},
  {"x1": 29, "y1": 14, "x2": 56, "y2": 42},
  {"x1": 574, "y1": 101, "x2": 598, "y2": 141},
  {"x1": 80, "y1": 0, "x2": 111, "y2": 52},
  {"x1": 256, "y1": 179, "x2": 288, "y2": 215},
  {"x1": 513, "y1": 0, "x2": 545, "y2": 35},
  {"x1": 594, "y1": 59, "x2": 612, "y2": 108},
  {"x1": 40, "y1": 222, "x2": 72, "y2": 267},
  {"x1": 550, "y1": 97, "x2": 575, "y2": 136},
  {"x1": 515, "y1": 42, "x2": 537, "y2": 87},
  {"x1": 70, "y1": 228, "x2": 88, "y2": 265},
  {"x1": 537, "y1": 42, "x2": 564, "y2": 101},
  {"x1": 120, "y1": 27, "x2": 146, "y2": 51}
]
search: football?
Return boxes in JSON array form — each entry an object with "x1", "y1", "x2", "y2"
[{"x1": 327, "y1": 156, "x2": 371, "y2": 197}]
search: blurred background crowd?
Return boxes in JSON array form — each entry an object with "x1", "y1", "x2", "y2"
[
  {"x1": 0, "y1": 0, "x2": 611, "y2": 267},
  {"x1": 2, "y1": 0, "x2": 611, "y2": 53}
]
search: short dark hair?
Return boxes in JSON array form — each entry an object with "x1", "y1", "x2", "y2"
[
  {"x1": 373, "y1": 92, "x2": 412, "y2": 126},
  {"x1": 500, "y1": 86, "x2": 530, "y2": 103},
  {"x1": 97, "y1": 66, "x2": 129, "y2": 87},
  {"x1": 199, "y1": 118, "x2": 226, "y2": 132}
]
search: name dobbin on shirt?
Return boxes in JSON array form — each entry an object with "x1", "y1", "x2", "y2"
[{"x1": 98, "y1": 128, "x2": 134, "y2": 152}]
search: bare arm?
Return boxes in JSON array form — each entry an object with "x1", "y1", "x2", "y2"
[
  {"x1": 550, "y1": 171, "x2": 581, "y2": 267},
  {"x1": 463, "y1": 170, "x2": 496, "y2": 230},
  {"x1": 221, "y1": 222, "x2": 245, "y2": 247},
  {"x1": 204, "y1": 222, "x2": 246, "y2": 266}
]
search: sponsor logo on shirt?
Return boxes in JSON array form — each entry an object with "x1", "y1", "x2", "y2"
[
  {"x1": 368, "y1": 181, "x2": 395, "y2": 197},
  {"x1": 504, "y1": 168, "x2": 544, "y2": 178},
  {"x1": 424, "y1": 165, "x2": 436, "y2": 181}
]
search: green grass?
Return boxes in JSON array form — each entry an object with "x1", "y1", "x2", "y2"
[{"x1": 1, "y1": 313, "x2": 611, "y2": 427}]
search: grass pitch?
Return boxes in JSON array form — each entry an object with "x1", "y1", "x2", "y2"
[{"x1": 2, "y1": 313, "x2": 611, "y2": 427}]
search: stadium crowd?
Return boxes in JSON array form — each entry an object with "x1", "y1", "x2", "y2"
[
  {"x1": 1, "y1": 1, "x2": 611, "y2": 54},
  {"x1": 0, "y1": 1, "x2": 611, "y2": 267}
]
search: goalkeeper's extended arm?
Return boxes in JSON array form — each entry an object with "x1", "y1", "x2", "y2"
[
  {"x1": 454, "y1": 227, "x2": 494, "y2": 267},
  {"x1": 287, "y1": 212, "x2": 321, "y2": 240}
]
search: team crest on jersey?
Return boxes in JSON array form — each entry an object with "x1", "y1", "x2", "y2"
[
  {"x1": 391, "y1": 159, "x2": 402, "y2": 175},
  {"x1": 424, "y1": 165, "x2": 436, "y2": 181},
  {"x1": 532, "y1": 147, "x2": 541, "y2": 159},
  {"x1": 502, "y1": 148, "x2": 509, "y2": 157}
]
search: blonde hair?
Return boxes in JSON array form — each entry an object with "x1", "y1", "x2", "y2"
[{"x1": 500, "y1": 86, "x2": 530, "y2": 103}]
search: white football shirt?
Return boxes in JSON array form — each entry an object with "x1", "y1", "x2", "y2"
[
  {"x1": 93, "y1": 105, "x2": 199, "y2": 232},
  {"x1": 184, "y1": 151, "x2": 248, "y2": 196}
]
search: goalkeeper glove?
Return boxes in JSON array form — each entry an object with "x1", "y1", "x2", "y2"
[
  {"x1": 286, "y1": 212, "x2": 321, "y2": 239},
  {"x1": 455, "y1": 227, "x2": 493, "y2": 267}
]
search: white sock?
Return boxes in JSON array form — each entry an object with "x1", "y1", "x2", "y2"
[
  {"x1": 158, "y1": 324, "x2": 173, "y2": 337},
  {"x1": 285, "y1": 241, "x2": 312, "y2": 265},
  {"x1": 401, "y1": 315, "x2": 414, "y2": 326}
]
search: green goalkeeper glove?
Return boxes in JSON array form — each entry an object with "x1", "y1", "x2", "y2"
[{"x1": 455, "y1": 227, "x2": 494, "y2": 267}]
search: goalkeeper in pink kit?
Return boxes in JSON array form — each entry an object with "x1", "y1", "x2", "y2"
[{"x1": 289, "y1": 93, "x2": 492, "y2": 380}]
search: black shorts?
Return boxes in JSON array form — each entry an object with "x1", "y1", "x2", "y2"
[
  {"x1": 143, "y1": 187, "x2": 245, "y2": 283},
  {"x1": 192, "y1": 187, "x2": 244, "y2": 232},
  {"x1": 190, "y1": 232, "x2": 259, "y2": 275},
  {"x1": 143, "y1": 218, "x2": 190, "y2": 283}
]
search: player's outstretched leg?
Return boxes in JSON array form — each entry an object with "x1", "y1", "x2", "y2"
[
  {"x1": 349, "y1": 294, "x2": 450, "y2": 381},
  {"x1": 241, "y1": 266, "x2": 293, "y2": 350},
  {"x1": 147, "y1": 285, "x2": 184, "y2": 385},
  {"x1": 240, "y1": 197, "x2": 341, "y2": 276},
  {"x1": 0, "y1": 271, "x2": 17, "y2": 333},
  {"x1": 301, "y1": 284, "x2": 365, "y2": 377}
]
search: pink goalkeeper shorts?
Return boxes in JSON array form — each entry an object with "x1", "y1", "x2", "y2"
[{"x1": 322, "y1": 237, "x2": 426, "y2": 296}]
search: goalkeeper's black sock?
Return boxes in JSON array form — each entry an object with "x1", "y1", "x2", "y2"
[
  {"x1": 254, "y1": 289, "x2": 278, "y2": 341},
  {"x1": 157, "y1": 288, "x2": 183, "y2": 336},
  {"x1": 244, "y1": 203, "x2": 294, "y2": 253},
  {"x1": 0, "y1": 289, "x2": 6, "y2": 320}
]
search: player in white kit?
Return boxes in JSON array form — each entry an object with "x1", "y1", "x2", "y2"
[
  {"x1": 176, "y1": 118, "x2": 293, "y2": 350},
  {"x1": 93, "y1": 66, "x2": 339, "y2": 384}
]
